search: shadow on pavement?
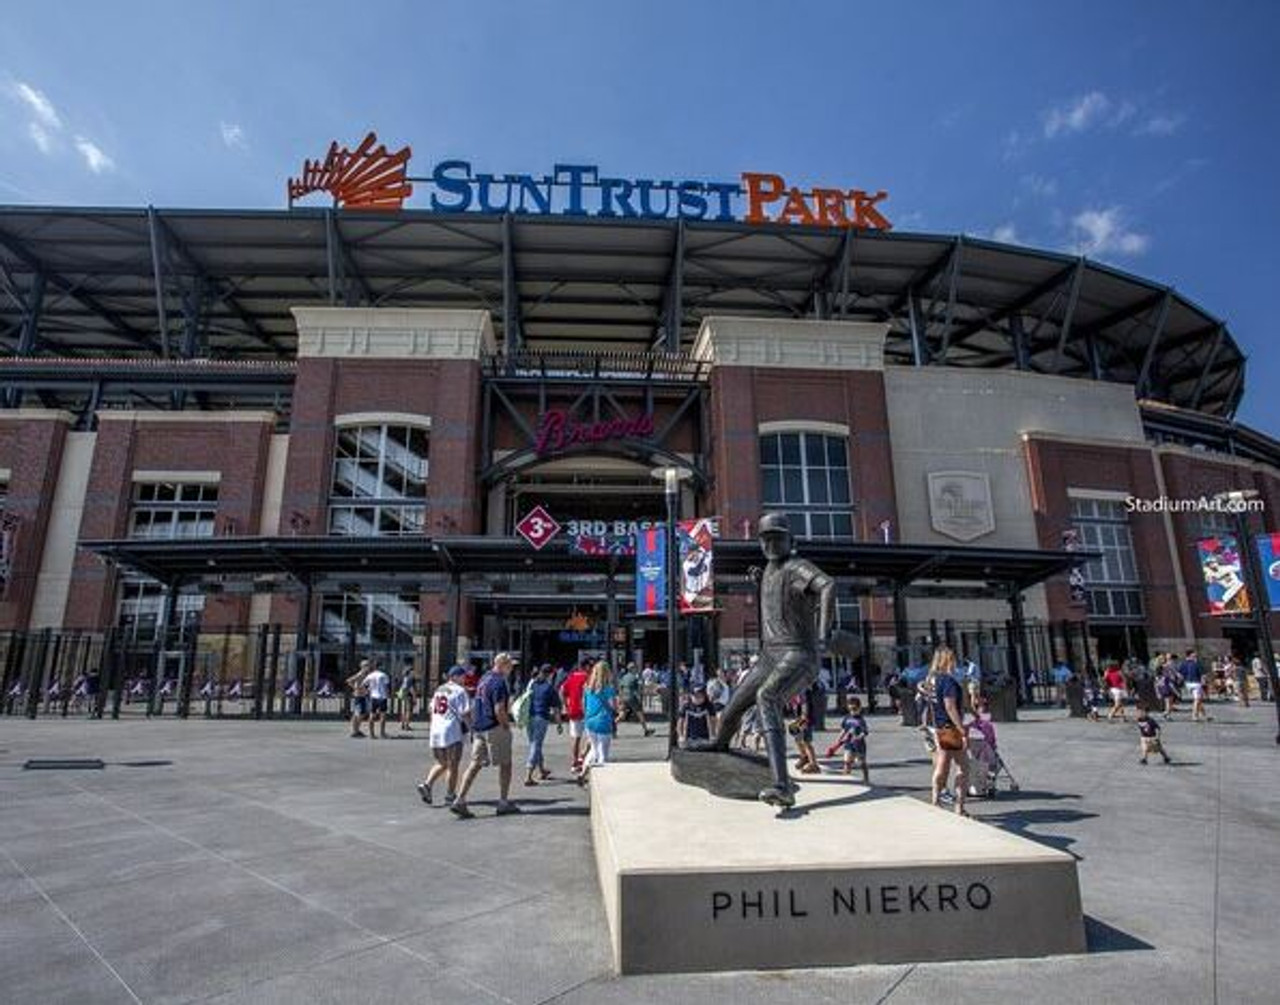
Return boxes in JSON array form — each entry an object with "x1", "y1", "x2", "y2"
[
  {"x1": 980, "y1": 807, "x2": 1099, "y2": 858},
  {"x1": 1085, "y1": 914, "x2": 1155, "y2": 953}
]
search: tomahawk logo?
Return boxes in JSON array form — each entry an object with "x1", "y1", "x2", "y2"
[{"x1": 287, "y1": 132, "x2": 413, "y2": 210}]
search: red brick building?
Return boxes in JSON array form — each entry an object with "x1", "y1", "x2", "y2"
[{"x1": 0, "y1": 209, "x2": 1275, "y2": 680}]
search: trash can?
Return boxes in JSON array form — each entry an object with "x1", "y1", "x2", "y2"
[
  {"x1": 1065, "y1": 677, "x2": 1088, "y2": 717},
  {"x1": 989, "y1": 683, "x2": 1018, "y2": 722},
  {"x1": 894, "y1": 685, "x2": 921, "y2": 726}
]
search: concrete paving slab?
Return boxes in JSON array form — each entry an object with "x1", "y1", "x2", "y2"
[
  {"x1": 198, "y1": 941, "x2": 508, "y2": 1005},
  {"x1": 0, "y1": 700, "x2": 1276, "y2": 1004}
]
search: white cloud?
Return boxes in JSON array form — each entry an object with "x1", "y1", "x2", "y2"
[
  {"x1": 1107, "y1": 100, "x2": 1137, "y2": 129},
  {"x1": 220, "y1": 121, "x2": 246, "y2": 149},
  {"x1": 1070, "y1": 207, "x2": 1149, "y2": 257},
  {"x1": 1043, "y1": 91, "x2": 1110, "y2": 138},
  {"x1": 1001, "y1": 128, "x2": 1029, "y2": 161},
  {"x1": 74, "y1": 136, "x2": 114, "y2": 173},
  {"x1": 11, "y1": 81, "x2": 61, "y2": 130},
  {"x1": 27, "y1": 121, "x2": 54, "y2": 154},
  {"x1": 1136, "y1": 113, "x2": 1185, "y2": 136},
  {"x1": 991, "y1": 223, "x2": 1021, "y2": 244},
  {"x1": 1019, "y1": 173, "x2": 1058, "y2": 198}
]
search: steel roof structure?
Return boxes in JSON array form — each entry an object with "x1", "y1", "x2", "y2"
[
  {"x1": 81, "y1": 534, "x2": 1092, "y2": 599},
  {"x1": 0, "y1": 206, "x2": 1246, "y2": 419}
]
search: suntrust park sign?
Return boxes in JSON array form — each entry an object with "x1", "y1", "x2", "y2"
[
  {"x1": 421, "y1": 161, "x2": 893, "y2": 229},
  {"x1": 287, "y1": 133, "x2": 892, "y2": 229}
]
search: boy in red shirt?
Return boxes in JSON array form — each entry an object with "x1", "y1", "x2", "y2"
[
  {"x1": 560, "y1": 660, "x2": 592, "y2": 773},
  {"x1": 1104, "y1": 663, "x2": 1129, "y2": 722}
]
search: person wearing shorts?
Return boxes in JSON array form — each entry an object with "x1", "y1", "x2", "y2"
[
  {"x1": 451, "y1": 653, "x2": 520, "y2": 819},
  {"x1": 1179, "y1": 649, "x2": 1207, "y2": 722},
  {"x1": 346, "y1": 660, "x2": 371, "y2": 738},
  {"x1": 362, "y1": 659, "x2": 391, "y2": 738},
  {"x1": 560, "y1": 660, "x2": 591, "y2": 772},
  {"x1": 1103, "y1": 663, "x2": 1128, "y2": 722},
  {"x1": 418, "y1": 666, "x2": 470, "y2": 805}
]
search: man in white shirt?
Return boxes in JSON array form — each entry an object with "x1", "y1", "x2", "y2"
[
  {"x1": 362, "y1": 659, "x2": 392, "y2": 739},
  {"x1": 418, "y1": 666, "x2": 471, "y2": 805}
]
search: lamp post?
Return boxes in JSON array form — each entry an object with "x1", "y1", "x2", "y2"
[
  {"x1": 652, "y1": 466, "x2": 691, "y2": 755},
  {"x1": 1213, "y1": 489, "x2": 1280, "y2": 745}
]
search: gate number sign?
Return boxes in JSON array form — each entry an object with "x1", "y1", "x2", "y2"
[{"x1": 516, "y1": 506, "x2": 561, "y2": 551}]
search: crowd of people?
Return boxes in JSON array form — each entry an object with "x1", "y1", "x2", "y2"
[{"x1": 334, "y1": 640, "x2": 1275, "y2": 820}]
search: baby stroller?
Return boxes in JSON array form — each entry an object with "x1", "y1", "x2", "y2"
[{"x1": 964, "y1": 717, "x2": 1020, "y2": 798}]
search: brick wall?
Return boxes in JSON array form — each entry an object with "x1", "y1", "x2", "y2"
[
  {"x1": 0, "y1": 413, "x2": 71, "y2": 629},
  {"x1": 62, "y1": 415, "x2": 274, "y2": 631}
]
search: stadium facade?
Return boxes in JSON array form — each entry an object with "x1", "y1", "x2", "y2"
[{"x1": 0, "y1": 197, "x2": 1276, "y2": 683}]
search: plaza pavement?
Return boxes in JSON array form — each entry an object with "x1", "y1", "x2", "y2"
[{"x1": 1, "y1": 699, "x2": 1277, "y2": 1005}]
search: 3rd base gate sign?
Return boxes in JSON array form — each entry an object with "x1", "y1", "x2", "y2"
[{"x1": 516, "y1": 506, "x2": 561, "y2": 551}]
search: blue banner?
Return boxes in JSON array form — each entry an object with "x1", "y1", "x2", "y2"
[
  {"x1": 1255, "y1": 534, "x2": 1280, "y2": 611},
  {"x1": 634, "y1": 525, "x2": 666, "y2": 616}
]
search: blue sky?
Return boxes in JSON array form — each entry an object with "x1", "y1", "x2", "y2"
[{"x1": 1, "y1": 1, "x2": 1276, "y2": 431}]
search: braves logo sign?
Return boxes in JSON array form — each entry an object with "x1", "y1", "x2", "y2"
[{"x1": 287, "y1": 132, "x2": 413, "y2": 210}]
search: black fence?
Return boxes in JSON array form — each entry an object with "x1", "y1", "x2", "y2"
[
  {"x1": 0, "y1": 623, "x2": 456, "y2": 721},
  {"x1": 1, "y1": 617, "x2": 1095, "y2": 721}
]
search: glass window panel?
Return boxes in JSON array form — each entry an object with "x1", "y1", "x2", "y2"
[
  {"x1": 780, "y1": 434, "x2": 801, "y2": 466},
  {"x1": 357, "y1": 426, "x2": 383, "y2": 459},
  {"x1": 827, "y1": 437, "x2": 848, "y2": 469},
  {"x1": 830, "y1": 471, "x2": 851, "y2": 504},
  {"x1": 804, "y1": 434, "x2": 825, "y2": 467},
  {"x1": 807, "y1": 470, "x2": 829, "y2": 504},
  {"x1": 336, "y1": 428, "x2": 361, "y2": 458},
  {"x1": 783, "y1": 469, "x2": 804, "y2": 503},
  {"x1": 831, "y1": 512, "x2": 854, "y2": 538},
  {"x1": 809, "y1": 513, "x2": 831, "y2": 538},
  {"x1": 760, "y1": 435, "x2": 780, "y2": 467}
]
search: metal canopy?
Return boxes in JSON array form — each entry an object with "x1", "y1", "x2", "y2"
[
  {"x1": 0, "y1": 206, "x2": 1246, "y2": 418},
  {"x1": 80, "y1": 534, "x2": 1092, "y2": 596}
]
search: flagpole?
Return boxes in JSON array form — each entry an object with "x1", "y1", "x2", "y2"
[{"x1": 652, "y1": 466, "x2": 691, "y2": 756}]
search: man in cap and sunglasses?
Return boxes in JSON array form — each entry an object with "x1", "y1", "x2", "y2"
[{"x1": 690, "y1": 513, "x2": 836, "y2": 808}]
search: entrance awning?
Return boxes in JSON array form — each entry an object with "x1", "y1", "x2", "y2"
[{"x1": 80, "y1": 535, "x2": 1093, "y2": 598}]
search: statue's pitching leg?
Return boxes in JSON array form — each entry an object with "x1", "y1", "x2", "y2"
[
  {"x1": 756, "y1": 655, "x2": 819, "y2": 807},
  {"x1": 691, "y1": 655, "x2": 772, "y2": 751}
]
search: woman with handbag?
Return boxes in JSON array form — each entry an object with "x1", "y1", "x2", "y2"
[{"x1": 928, "y1": 647, "x2": 971, "y2": 817}]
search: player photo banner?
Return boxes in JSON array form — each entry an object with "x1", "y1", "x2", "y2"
[
  {"x1": 1196, "y1": 536, "x2": 1252, "y2": 616},
  {"x1": 1253, "y1": 533, "x2": 1280, "y2": 611},
  {"x1": 634, "y1": 525, "x2": 667, "y2": 616},
  {"x1": 678, "y1": 517, "x2": 719, "y2": 614}
]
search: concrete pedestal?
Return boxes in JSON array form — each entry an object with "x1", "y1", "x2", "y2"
[{"x1": 591, "y1": 763, "x2": 1084, "y2": 975}]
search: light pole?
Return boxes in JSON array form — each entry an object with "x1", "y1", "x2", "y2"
[
  {"x1": 1213, "y1": 489, "x2": 1280, "y2": 745},
  {"x1": 652, "y1": 466, "x2": 691, "y2": 755}
]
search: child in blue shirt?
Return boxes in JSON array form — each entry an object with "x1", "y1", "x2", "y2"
[{"x1": 830, "y1": 697, "x2": 870, "y2": 782}]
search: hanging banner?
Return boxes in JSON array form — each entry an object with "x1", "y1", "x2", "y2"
[
  {"x1": 1061, "y1": 528, "x2": 1087, "y2": 605},
  {"x1": 678, "y1": 517, "x2": 719, "y2": 614},
  {"x1": 634, "y1": 525, "x2": 667, "y2": 616},
  {"x1": 569, "y1": 533, "x2": 636, "y2": 557},
  {"x1": 1196, "y1": 536, "x2": 1251, "y2": 616},
  {"x1": 1253, "y1": 533, "x2": 1280, "y2": 611}
]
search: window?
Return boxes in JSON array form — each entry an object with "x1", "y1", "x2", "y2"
[
  {"x1": 328, "y1": 424, "x2": 428, "y2": 536},
  {"x1": 118, "y1": 481, "x2": 218, "y2": 640},
  {"x1": 1069, "y1": 497, "x2": 1144, "y2": 621},
  {"x1": 130, "y1": 482, "x2": 219, "y2": 539},
  {"x1": 759, "y1": 431, "x2": 854, "y2": 540},
  {"x1": 319, "y1": 590, "x2": 420, "y2": 646}
]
